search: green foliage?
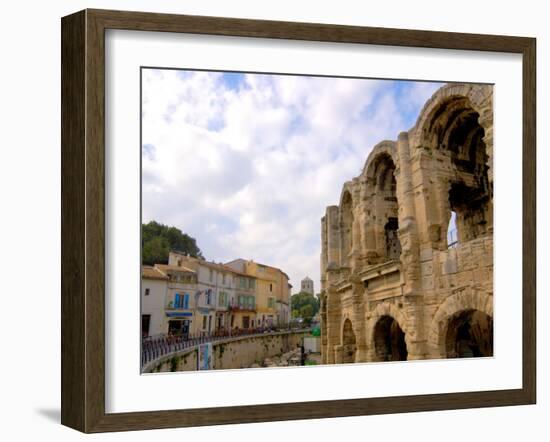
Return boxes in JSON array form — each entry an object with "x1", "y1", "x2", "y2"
[
  {"x1": 170, "y1": 356, "x2": 179, "y2": 372},
  {"x1": 142, "y1": 220, "x2": 204, "y2": 265},
  {"x1": 291, "y1": 292, "x2": 320, "y2": 325}
]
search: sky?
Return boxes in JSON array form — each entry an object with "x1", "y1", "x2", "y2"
[{"x1": 141, "y1": 69, "x2": 444, "y2": 295}]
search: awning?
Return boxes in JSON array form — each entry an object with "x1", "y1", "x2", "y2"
[{"x1": 165, "y1": 311, "x2": 193, "y2": 318}]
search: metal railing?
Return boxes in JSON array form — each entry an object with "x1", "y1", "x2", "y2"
[
  {"x1": 141, "y1": 325, "x2": 304, "y2": 367},
  {"x1": 447, "y1": 227, "x2": 458, "y2": 249}
]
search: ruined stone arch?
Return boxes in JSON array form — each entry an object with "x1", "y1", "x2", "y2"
[
  {"x1": 362, "y1": 140, "x2": 398, "y2": 181},
  {"x1": 410, "y1": 84, "x2": 493, "y2": 248},
  {"x1": 428, "y1": 290, "x2": 493, "y2": 358},
  {"x1": 339, "y1": 186, "x2": 354, "y2": 267},
  {"x1": 366, "y1": 302, "x2": 411, "y2": 361},
  {"x1": 341, "y1": 317, "x2": 357, "y2": 363},
  {"x1": 411, "y1": 84, "x2": 493, "y2": 160},
  {"x1": 362, "y1": 146, "x2": 401, "y2": 263}
]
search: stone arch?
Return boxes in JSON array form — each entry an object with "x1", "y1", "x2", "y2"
[
  {"x1": 341, "y1": 318, "x2": 357, "y2": 363},
  {"x1": 366, "y1": 302, "x2": 411, "y2": 361},
  {"x1": 339, "y1": 187, "x2": 354, "y2": 267},
  {"x1": 428, "y1": 290, "x2": 493, "y2": 358},
  {"x1": 411, "y1": 83, "x2": 493, "y2": 180},
  {"x1": 411, "y1": 84, "x2": 493, "y2": 247},
  {"x1": 363, "y1": 151, "x2": 401, "y2": 262},
  {"x1": 362, "y1": 140, "x2": 397, "y2": 181}
]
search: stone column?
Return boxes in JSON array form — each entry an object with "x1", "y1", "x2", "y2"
[
  {"x1": 350, "y1": 205, "x2": 363, "y2": 270},
  {"x1": 410, "y1": 146, "x2": 442, "y2": 250},
  {"x1": 362, "y1": 193, "x2": 378, "y2": 264},
  {"x1": 334, "y1": 345, "x2": 344, "y2": 364},
  {"x1": 324, "y1": 285, "x2": 341, "y2": 365},
  {"x1": 396, "y1": 132, "x2": 421, "y2": 295},
  {"x1": 319, "y1": 291, "x2": 328, "y2": 363},
  {"x1": 326, "y1": 206, "x2": 340, "y2": 268},
  {"x1": 351, "y1": 276, "x2": 368, "y2": 362},
  {"x1": 321, "y1": 215, "x2": 327, "y2": 276}
]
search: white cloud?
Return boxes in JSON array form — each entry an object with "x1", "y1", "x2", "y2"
[{"x1": 142, "y1": 69, "x2": 442, "y2": 293}]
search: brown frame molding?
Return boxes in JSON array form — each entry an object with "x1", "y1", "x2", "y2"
[{"x1": 61, "y1": 8, "x2": 536, "y2": 433}]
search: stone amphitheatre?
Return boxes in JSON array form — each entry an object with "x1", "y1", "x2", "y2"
[{"x1": 319, "y1": 83, "x2": 494, "y2": 364}]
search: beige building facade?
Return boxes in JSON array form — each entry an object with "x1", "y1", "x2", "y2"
[
  {"x1": 154, "y1": 264, "x2": 198, "y2": 335},
  {"x1": 320, "y1": 84, "x2": 494, "y2": 364},
  {"x1": 226, "y1": 259, "x2": 291, "y2": 327},
  {"x1": 141, "y1": 266, "x2": 169, "y2": 337},
  {"x1": 168, "y1": 252, "x2": 238, "y2": 333}
]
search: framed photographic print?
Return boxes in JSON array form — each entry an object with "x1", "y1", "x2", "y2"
[{"x1": 61, "y1": 9, "x2": 536, "y2": 433}]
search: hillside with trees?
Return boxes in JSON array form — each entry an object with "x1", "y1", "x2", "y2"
[{"x1": 142, "y1": 221, "x2": 203, "y2": 265}]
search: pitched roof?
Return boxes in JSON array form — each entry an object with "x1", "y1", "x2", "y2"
[
  {"x1": 169, "y1": 252, "x2": 254, "y2": 278},
  {"x1": 225, "y1": 258, "x2": 289, "y2": 280},
  {"x1": 142, "y1": 266, "x2": 169, "y2": 280},
  {"x1": 154, "y1": 264, "x2": 196, "y2": 274}
]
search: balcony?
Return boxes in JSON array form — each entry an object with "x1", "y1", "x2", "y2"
[
  {"x1": 228, "y1": 303, "x2": 256, "y2": 313},
  {"x1": 165, "y1": 295, "x2": 191, "y2": 311}
]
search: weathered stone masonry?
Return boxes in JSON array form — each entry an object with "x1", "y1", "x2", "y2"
[{"x1": 320, "y1": 84, "x2": 494, "y2": 363}]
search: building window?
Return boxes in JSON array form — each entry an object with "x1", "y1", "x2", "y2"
[
  {"x1": 183, "y1": 293, "x2": 189, "y2": 309},
  {"x1": 144, "y1": 288, "x2": 150, "y2": 296},
  {"x1": 222, "y1": 274, "x2": 226, "y2": 285},
  {"x1": 269, "y1": 283, "x2": 273, "y2": 292},
  {"x1": 202, "y1": 315, "x2": 207, "y2": 330},
  {"x1": 141, "y1": 314, "x2": 151, "y2": 338},
  {"x1": 209, "y1": 269, "x2": 213, "y2": 282}
]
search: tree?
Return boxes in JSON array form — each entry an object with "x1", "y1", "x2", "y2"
[
  {"x1": 290, "y1": 292, "x2": 320, "y2": 325},
  {"x1": 142, "y1": 221, "x2": 204, "y2": 265}
]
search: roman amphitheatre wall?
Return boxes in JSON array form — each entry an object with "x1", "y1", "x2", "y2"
[{"x1": 320, "y1": 83, "x2": 494, "y2": 364}]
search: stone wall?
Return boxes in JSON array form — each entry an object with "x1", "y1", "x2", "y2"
[
  {"x1": 144, "y1": 331, "x2": 309, "y2": 373},
  {"x1": 213, "y1": 332, "x2": 306, "y2": 369}
]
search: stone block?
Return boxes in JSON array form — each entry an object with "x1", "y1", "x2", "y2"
[
  {"x1": 420, "y1": 247, "x2": 433, "y2": 262},
  {"x1": 421, "y1": 261, "x2": 434, "y2": 276},
  {"x1": 442, "y1": 257, "x2": 458, "y2": 275},
  {"x1": 422, "y1": 276, "x2": 434, "y2": 290}
]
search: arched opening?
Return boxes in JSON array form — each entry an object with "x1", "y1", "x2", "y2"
[
  {"x1": 445, "y1": 309, "x2": 493, "y2": 358},
  {"x1": 370, "y1": 153, "x2": 400, "y2": 262},
  {"x1": 447, "y1": 211, "x2": 458, "y2": 248},
  {"x1": 373, "y1": 315, "x2": 408, "y2": 361},
  {"x1": 340, "y1": 191, "x2": 354, "y2": 266},
  {"x1": 385, "y1": 217, "x2": 401, "y2": 259},
  {"x1": 427, "y1": 96, "x2": 492, "y2": 246},
  {"x1": 342, "y1": 319, "x2": 357, "y2": 363}
]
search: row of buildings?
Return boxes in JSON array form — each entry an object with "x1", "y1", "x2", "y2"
[{"x1": 142, "y1": 251, "x2": 292, "y2": 338}]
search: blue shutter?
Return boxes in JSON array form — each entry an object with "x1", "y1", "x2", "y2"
[
  {"x1": 184, "y1": 293, "x2": 189, "y2": 309},
  {"x1": 175, "y1": 293, "x2": 181, "y2": 309}
]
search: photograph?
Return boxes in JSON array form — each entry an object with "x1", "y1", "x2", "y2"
[{"x1": 139, "y1": 69, "x2": 494, "y2": 373}]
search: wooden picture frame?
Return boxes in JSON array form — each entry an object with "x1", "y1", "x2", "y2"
[{"x1": 61, "y1": 8, "x2": 536, "y2": 433}]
